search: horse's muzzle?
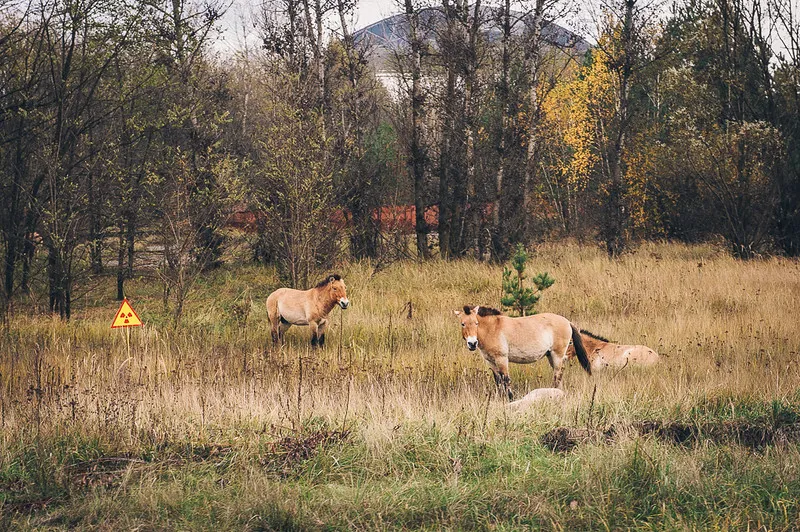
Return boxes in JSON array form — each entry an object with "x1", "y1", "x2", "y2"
[
  {"x1": 339, "y1": 298, "x2": 350, "y2": 309},
  {"x1": 466, "y1": 340, "x2": 478, "y2": 351}
]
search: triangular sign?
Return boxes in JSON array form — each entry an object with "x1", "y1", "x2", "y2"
[{"x1": 111, "y1": 299, "x2": 143, "y2": 328}]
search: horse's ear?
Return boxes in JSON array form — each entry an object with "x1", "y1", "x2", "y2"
[
  {"x1": 328, "y1": 275, "x2": 335, "y2": 283},
  {"x1": 453, "y1": 310, "x2": 461, "y2": 317},
  {"x1": 473, "y1": 306, "x2": 480, "y2": 315}
]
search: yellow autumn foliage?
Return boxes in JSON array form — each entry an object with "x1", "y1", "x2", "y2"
[{"x1": 541, "y1": 50, "x2": 617, "y2": 193}]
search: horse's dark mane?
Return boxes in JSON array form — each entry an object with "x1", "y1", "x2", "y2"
[
  {"x1": 580, "y1": 329, "x2": 612, "y2": 343},
  {"x1": 316, "y1": 273, "x2": 342, "y2": 288},
  {"x1": 463, "y1": 305, "x2": 502, "y2": 316}
]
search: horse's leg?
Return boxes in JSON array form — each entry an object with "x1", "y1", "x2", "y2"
[
  {"x1": 489, "y1": 368, "x2": 503, "y2": 396},
  {"x1": 484, "y1": 359, "x2": 504, "y2": 398},
  {"x1": 272, "y1": 321, "x2": 287, "y2": 344},
  {"x1": 548, "y1": 353, "x2": 566, "y2": 389},
  {"x1": 278, "y1": 321, "x2": 290, "y2": 345},
  {"x1": 550, "y1": 333, "x2": 572, "y2": 389},
  {"x1": 309, "y1": 320, "x2": 320, "y2": 348},
  {"x1": 317, "y1": 318, "x2": 328, "y2": 347},
  {"x1": 267, "y1": 297, "x2": 280, "y2": 345},
  {"x1": 495, "y1": 356, "x2": 513, "y2": 401}
]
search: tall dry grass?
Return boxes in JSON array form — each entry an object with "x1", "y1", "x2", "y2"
[{"x1": 1, "y1": 241, "x2": 799, "y2": 528}]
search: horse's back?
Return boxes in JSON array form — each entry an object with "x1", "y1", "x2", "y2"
[
  {"x1": 504, "y1": 313, "x2": 571, "y2": 339},
  {"x1": 268, "y1": 286, "x2": 312, "y2": 303},
  {"x1": 506, "y1": 312, "x2": 570, "y2": 328},
  {"x1": 595, "y1": 344, "x2": 660, "y2": 369}
]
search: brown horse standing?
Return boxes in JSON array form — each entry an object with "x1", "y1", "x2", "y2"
[
  {"x1": 267, "y1": 274, "x2": 350, "y2": 347},
  {"x1": 567, "y1": 330, "x2": 660, "y2": 370},
  {"x1": 454, "y1": 306, "x2": 591, "y2": 399}
]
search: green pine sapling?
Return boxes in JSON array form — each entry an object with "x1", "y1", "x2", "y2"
[{"x1": 500, "y1": 243, "x2": 555, "y2": 316}]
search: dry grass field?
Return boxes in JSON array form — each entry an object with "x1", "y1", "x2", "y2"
[{"x1": 1, "y1": 241, "x2": 799, "y2": 530}]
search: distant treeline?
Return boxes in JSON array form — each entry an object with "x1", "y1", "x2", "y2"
[{"x1": 1, "y1": 0, "x2": 799, "y2": 319}]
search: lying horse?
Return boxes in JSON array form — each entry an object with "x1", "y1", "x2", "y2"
[
  {"x1": 454, "y1": 306, "x2": 591, "y2": 399},
  {"x1": 507, "y1": 387, "x2": 566, "y2": 412},
  {"x1": 566, "y1": 330, "x2": 660, "y2": 370},
  {"x1": 267, "y1": 274, "x2": 350, "y2": 347}
]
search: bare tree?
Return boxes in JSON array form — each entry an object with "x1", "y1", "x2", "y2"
[
  {"x1": 157, "y1": 150, "x2": 240, "y2": 324},
  {"x1": 460, "y1": 0, "x2": 485, "y2": 257},
  {"x1": 769, "y1": 0, "x2": 800, "y2": 254},
  {"x1": 394, "y1": 0, "x2": 431, "y2": 257},
  {"x1": 521, "y1": 0, "x2": 550, "y2": 243},
  {"x1": 591, "y1": 0, "x2": 664, "y2": 256},
  {"x1": 433, "y1": 0, "x2": 489, "y2": 257},
  {"x1": 490, "y1": 0, "x2": 513, "y2": 258},
  {"x1": 33, "y1": 0, "x2": 139, "y2": 318}
]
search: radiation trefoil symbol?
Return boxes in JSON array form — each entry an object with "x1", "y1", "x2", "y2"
[{"x1": 111, "y1": 299, "x2": 143, "y2": 328}]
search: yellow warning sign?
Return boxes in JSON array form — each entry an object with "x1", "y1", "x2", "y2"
[{"x1": 111, "y1": 298, "x2": 143, "y2": 328}]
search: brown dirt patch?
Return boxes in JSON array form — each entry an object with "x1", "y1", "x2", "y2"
[
  {"x1": 541, "y1": 419, "x2": 800, "y2": 452},
  {"x1": 261, "y1": 428, "x2": 350, "y2": 476}
]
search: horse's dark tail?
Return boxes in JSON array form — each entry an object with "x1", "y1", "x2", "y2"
[{"x1": 571, "y1": 324, "x2": 592, "y2": 375}]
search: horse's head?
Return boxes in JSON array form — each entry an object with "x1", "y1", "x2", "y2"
[
  {"x1": 454, "y1": 305, "x2": 480, "y2": 351},
  {"x1": 321, "y1": 274, "x2": 349, "y2": 309}
]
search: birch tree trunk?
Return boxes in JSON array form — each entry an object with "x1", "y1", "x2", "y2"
[
  {"x1": 463, "y1": 0, "x2": 482, "y2": 257},
  {"x1": 405, "y1": 0, "x2": 429, "y2": 257},
  {"x1": 604, "y1": 0, "x2": 634, "y2": 257},
  {"x1": 523, "y1": 0, "x2": 546, "y2": 241},
  {"x1": 491, "y1": 0, "x2": 511, "y2": 259}
]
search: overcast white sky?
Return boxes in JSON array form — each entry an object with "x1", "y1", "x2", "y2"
[
  {"x1": 215, "y1": 0, "x2": 405, "y2": 55},
  {"x1": 214, "y1": 0, "x2": 596, "y2": 55}
]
